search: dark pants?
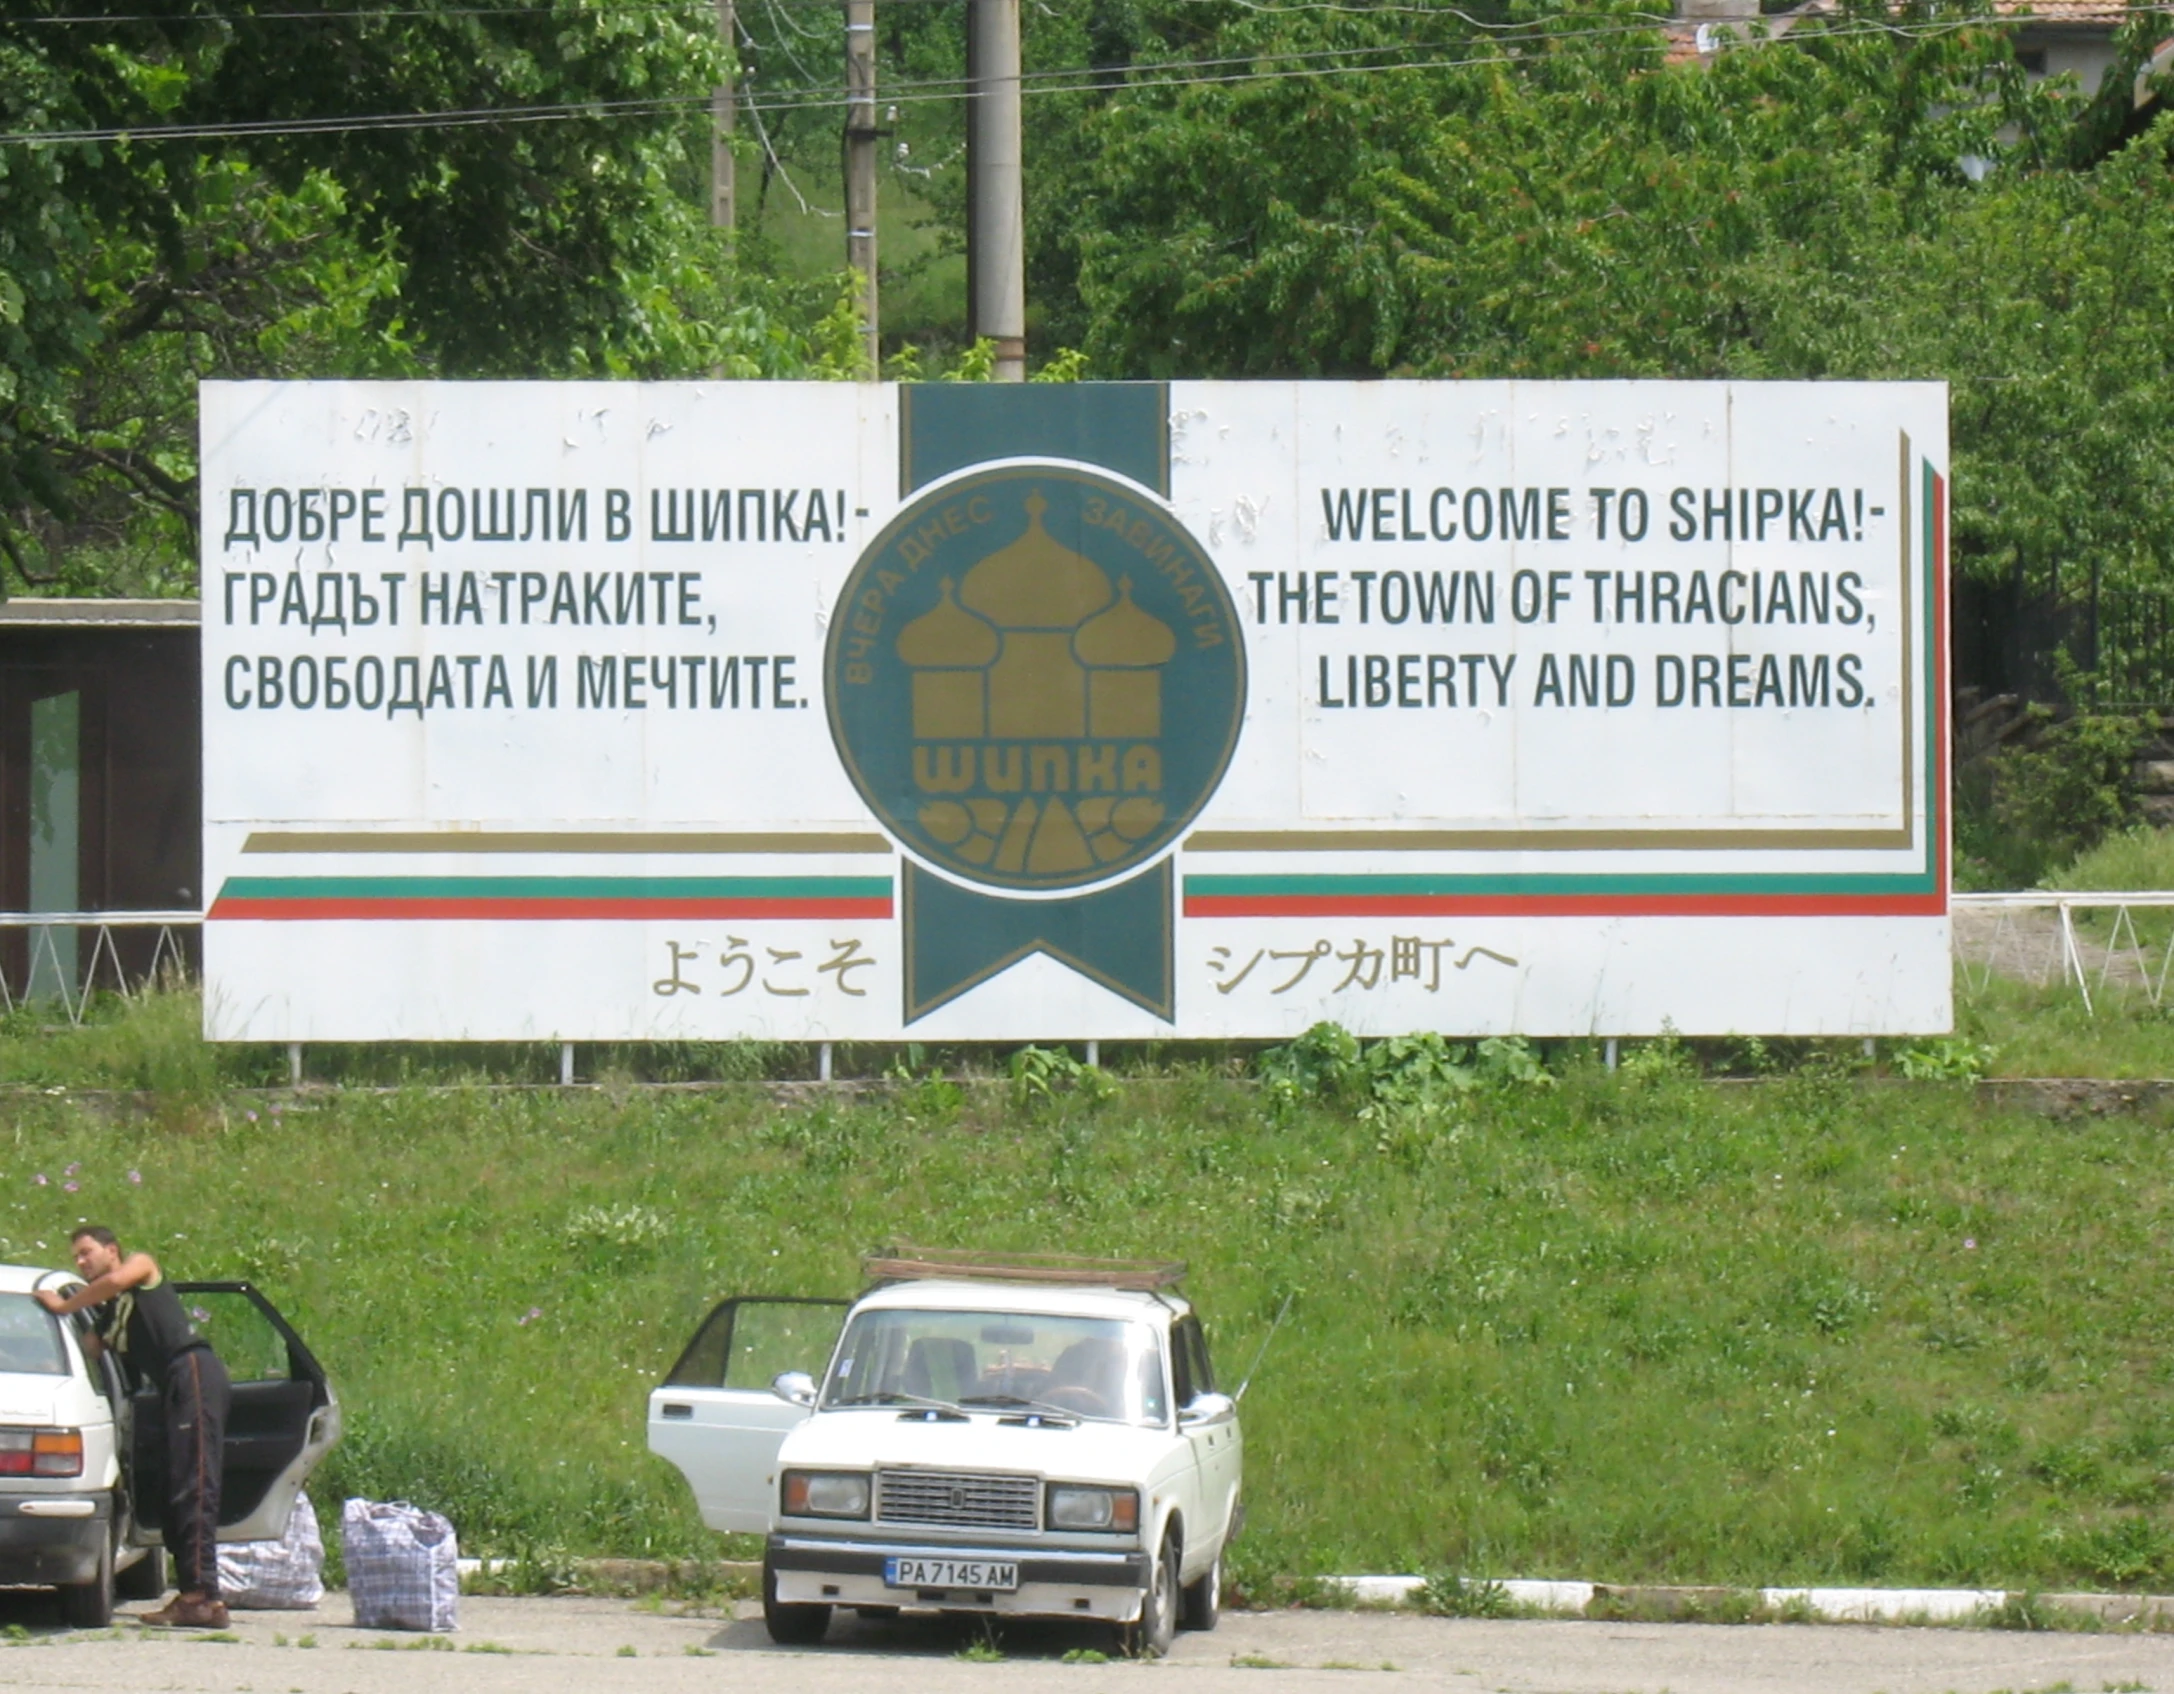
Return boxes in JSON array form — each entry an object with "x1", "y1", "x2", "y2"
[{"x1": 163, "y1": 1346, "x2": 230, "y2": 1598}]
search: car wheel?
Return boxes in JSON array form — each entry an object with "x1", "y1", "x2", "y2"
[
  {"x1": 114, "y1": 1543, "x2": 165, "y2": 1602},
  {"x1": 760, "y1": 1552, "x2": 832, "y2": 1646},
  {"x1": 1119, "y1": 1529, "x2": 1179, "y2": 1659},
  {"x1": 62, "y1": 1530, "x2": 114, "y2": 1629},
  {"x1": 1180, "y1": 1549, "x2": 1221, "y2": 1632}
]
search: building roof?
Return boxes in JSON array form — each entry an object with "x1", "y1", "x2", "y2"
[
  {"x1": 1994, "y1": 1, "x2": 2145, "y2": 24},
  {"x1": 1665, "y1": 0, "x2": 2169, "y2": 76},
  {"x1": 0, "y1": 599, "x2": 199, "y2": 628}
]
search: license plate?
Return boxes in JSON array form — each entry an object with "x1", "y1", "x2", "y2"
[{"x1": 884, "y1": 1556, "x2": 1020, "y2": 1592}]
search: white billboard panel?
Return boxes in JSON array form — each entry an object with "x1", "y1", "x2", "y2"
[{"x1": 200, "y1": 380, "x2": 1949, "y2": 1041}]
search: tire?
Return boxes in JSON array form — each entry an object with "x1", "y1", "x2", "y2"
[
  {"x1": 1180, "y1": 1549, "x2": 1221, "y2": 1632},
  {"x1": 1119, "y1": 1530, "x2": 1179, "y2": 1659},
  {"x1": 62, "y1": 1531, "x2": 114, "y2": 1629},
  {"x1": 761, "y1": 1552, "x2": 832, "y2": 1646},
  {"x1": 115, "y1": 1543, "x2": 165, "y2": 1602}
]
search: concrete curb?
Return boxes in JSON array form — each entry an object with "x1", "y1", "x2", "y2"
[
  {"x1": 454, "y1": 1556, "x2": 760, "y2": 1590},
  {"x1": 1329, "y1": 1574, "x2": 2174, "y2": 1626},
  {"x1": 448, "y1": 1559, "x2": 2174, "y2": 1627}
]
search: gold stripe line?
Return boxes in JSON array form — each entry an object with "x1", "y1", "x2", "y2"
[
  {"x1": 1184, "y1": 828, "x2": 1910, "y2": 853},
  {"x1": 240, "y1": 831, "x2": 894, "y2": 856}
]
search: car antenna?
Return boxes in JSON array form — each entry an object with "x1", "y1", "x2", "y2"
[{"x1": 1234, "y1": 1293, "x2": 1294, "y2": 1404}]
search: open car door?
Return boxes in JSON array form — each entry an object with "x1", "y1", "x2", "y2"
[
  {"x1": 129, "y1": 1283, "x2": 340, "y2": 1545},
  {"x1": 648, "y1": 1297, "x2": 847, "y2": 1533}
]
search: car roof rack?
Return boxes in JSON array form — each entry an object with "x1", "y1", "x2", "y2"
[{"x1": 862, "y1": 1245, "x2": 1188, "y2": 1291}]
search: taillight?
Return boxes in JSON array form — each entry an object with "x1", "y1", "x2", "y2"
[{"x1": 0, "y1": 1428, "x2": 83, "y2": 1477}]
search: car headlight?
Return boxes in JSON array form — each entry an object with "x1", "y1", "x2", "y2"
[
  {"x1": 782, "y1": 1470, "x2": 870, "y2": 1519},
  {"x1": 1046, "y1": 1484, "x2": 1139, "y2": 1533},
  {"x1": 0, "y1": 1428, "x2": 82, "y2": 1478}
]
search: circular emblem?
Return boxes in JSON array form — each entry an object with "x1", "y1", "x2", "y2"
[{"x1": 827, "y1": 464, "x2": 1246, "y2": 893}]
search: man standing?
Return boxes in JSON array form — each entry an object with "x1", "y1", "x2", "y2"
[{"x1": 36, "y1": 1225, "x2": 230, "y2": 1628}]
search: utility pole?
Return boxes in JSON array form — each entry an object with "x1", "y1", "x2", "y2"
[
  {"x1": 711, "y1": 0, "x2": 735, "y2": 232},
  {"x1": 966, "y1": 0, "x2": 1025, "y2": 381},
  {"x1": 844, "y1": 0, "x2": 880, "y2": 378}
]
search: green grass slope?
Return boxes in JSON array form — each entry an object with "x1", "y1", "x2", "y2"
[{"x1": 1, "y1": 995, "x2": 2172, "y2": 1593}]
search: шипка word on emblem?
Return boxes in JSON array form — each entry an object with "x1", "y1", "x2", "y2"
[{"x1": 901, "y1": 493, "x2": 1176, "y2": 878}]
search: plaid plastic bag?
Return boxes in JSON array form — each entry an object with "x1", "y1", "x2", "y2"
[
  {"x1": 218, "y1": 1491, "x2": 325, "y2": 1609},
  {"x1": 340, "y1": 1498, "x2": 459, "y2": 1632}
]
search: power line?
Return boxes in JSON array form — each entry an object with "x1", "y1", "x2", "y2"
[
  {"x1": 1, "y1": 0, "x2": 1637, "y2": 17},
  {"x1": 20, "y1": 0, "x2": 2167, "y2": 20},
  {"x1": 0, "y1": 8, "x2": 2147, "y2": 147},
  {"x1": 14, "y1": 1, "x2": 710, "y2": 21}
]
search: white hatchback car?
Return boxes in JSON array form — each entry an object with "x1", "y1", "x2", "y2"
[
  {"x1": 648, "y1": 1254, "x2": 1242, "y2": 1654},
  {"x1": 0, "y1": 1265, "x2": 340, "y2": 1625}
]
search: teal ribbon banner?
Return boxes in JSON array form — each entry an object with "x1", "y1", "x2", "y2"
[
  {"x1": 896, "y1": 383, "x2": 1179, "y2": 1023},
  {"x1": 903, "y1": 861, "x2": 1174, "y2": 1022}
]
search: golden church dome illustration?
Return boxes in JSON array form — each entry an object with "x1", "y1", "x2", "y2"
[
  {"x1": 1074, "y1": 577, "x2": 1174, "y2": 740},
  {"x1": 1073, "y1": 578, "x2": 1175, "y2": 668},
  {"x1": 898, "y1": 578, "x2": 998, "y2": 739},
  {"x1": 828, "y1": 460, "x2": 1246, "y2": 899},
  {"x1": 959, "y1": 491, "x2": 1113, "y2": 629},
  {"x1": 883, "y1": 480, "x2": 1202, "y2": 877},
  {"x1": 898, "y1": 579, "x2": 999, "y2": 668}
]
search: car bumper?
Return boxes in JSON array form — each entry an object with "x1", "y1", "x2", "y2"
[
  {"x1": 767, "y1": 1533, "x2": 1152, "y2": 1622},
  {"x1": 0, "y1": 1492, "x2": 110, "y2": 1586}
]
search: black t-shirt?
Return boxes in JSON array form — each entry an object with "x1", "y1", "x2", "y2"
[{"x1": 93, "y1": 1271, "x2": 209, "y2": 1390}]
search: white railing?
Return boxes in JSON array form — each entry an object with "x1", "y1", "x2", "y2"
[
  {"x1": 1950, "y1": 891, "x2": 2174, "y2": 1015},
  {"x1": 0, "y1": 901, "x2": 2162, "y2": 1032},
  {"x1": 0, "y1": 912, "x2": 199, "y2": 1025}
]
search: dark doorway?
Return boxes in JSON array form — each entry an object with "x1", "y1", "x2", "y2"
[{"x1": 0, "y1": 602, "x2": 199, "y2": 1002}]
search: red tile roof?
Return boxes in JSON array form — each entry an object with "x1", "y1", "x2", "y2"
[
  {"x1": 1991, "y1": 1, "x2": 2148, "y2": 21},
  {"x1": 1662, "y1": 0, "x2": 2167, "y2": 66}
]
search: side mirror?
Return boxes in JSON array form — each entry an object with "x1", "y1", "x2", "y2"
[
  {"x1": 771, "y1": 1370, "x2": 817, "y2": 1408},
  {"x1": 1178, "y1": 1391, "x2": 1236, "y2": 1428}
]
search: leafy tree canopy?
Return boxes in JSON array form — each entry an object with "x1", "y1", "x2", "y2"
[
  {"x1": 0, "y1": 0, "x2": 861, "y2": 591},
  {"x1": 1057, "y1": 1, "x2": 2174, "y2": 597},
  {"x1": 4, "y1": 0, "x2": 2171, "y2": 623}
]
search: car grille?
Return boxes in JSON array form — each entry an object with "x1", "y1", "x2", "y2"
[{"x1": 876, "y1": 1469, "x2": 1040, "y2": 1531}]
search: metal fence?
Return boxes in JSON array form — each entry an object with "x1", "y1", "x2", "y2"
[
  {"x1": 0, "y1": 912, "x2": 199, "y2": 1024},
  {"x1": 3, "y1": 901, "x2": 2164, "y2": 1033},
  {"x1": 1950, "y1": 891, "x2": 2174, "y2": 1015},
  {"x1": 1955, "y1": 577, "x2": 2174, "y2": 709}
]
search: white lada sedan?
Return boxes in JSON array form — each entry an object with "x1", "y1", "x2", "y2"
[
  {"x1": 648, "y1": 1257, "x2": 1241, "y2": 1655},
  {"x1": 0, "y1": 1265, "x2": 340, "y2": 1626}
]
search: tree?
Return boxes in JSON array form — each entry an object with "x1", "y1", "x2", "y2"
[
  {"x1": 1062, "y1": 1, "x2": 2174, "y2": 600},
  {"x1": 0, "y1": 0, "x2": 860, "y2": 592}
]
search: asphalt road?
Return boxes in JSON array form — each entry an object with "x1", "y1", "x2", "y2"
[{"x1": 0, "y1": 1591, "x2": 2169, "y2": 1693}]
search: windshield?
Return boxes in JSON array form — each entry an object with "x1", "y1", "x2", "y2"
[
  {"x1": 0, "y1": 1295, "x2": 69, "y2": 1377},
  {"x1": 824, "y1": 1307, "x2": 1169, "y2": 1426}
]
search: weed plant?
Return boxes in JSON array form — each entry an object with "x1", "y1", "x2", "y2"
[
  {"x1": 0, "y1": 994, "x2": 2172, "y2": 1593},
  {"x1": 2048, "y1": 825, "x2": 2174, "y2": 895},
  {"x1": 1956, "y1": 976, "x2": 2174, "y2": 1077}
]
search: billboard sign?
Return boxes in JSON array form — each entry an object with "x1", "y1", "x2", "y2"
[{"x1": 201, "y1": 380, "x2": 1949, "y2": 1041}]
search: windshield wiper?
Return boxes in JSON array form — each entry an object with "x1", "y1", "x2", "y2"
[
  {"x1": 828, "y1": 1391, "x2": 968, "y2": 1415},
  {"x1": 958, "y1": 1394, "x2": 1090, "y2": 1422}
]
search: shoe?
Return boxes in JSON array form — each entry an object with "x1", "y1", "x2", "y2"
[{"x1": 139, "y1": 1594, "x2": 230, "y2": 1629}]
